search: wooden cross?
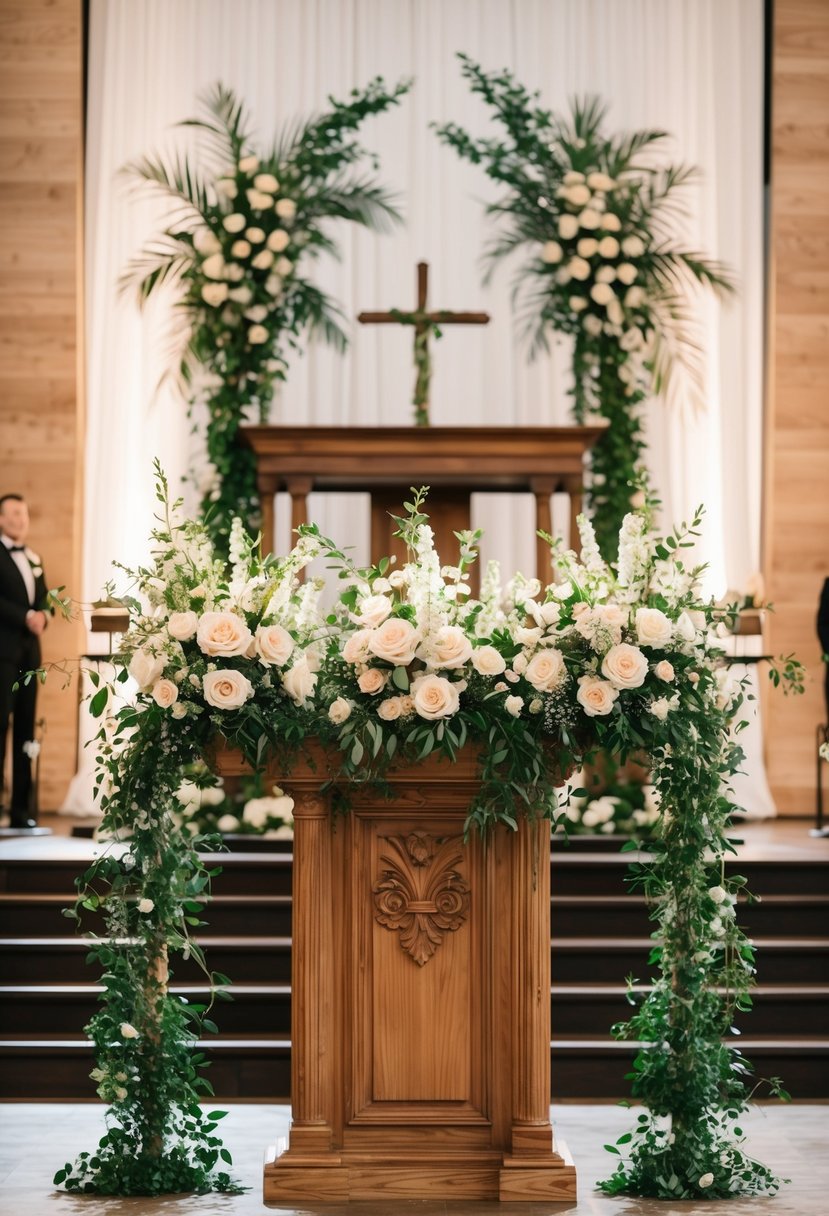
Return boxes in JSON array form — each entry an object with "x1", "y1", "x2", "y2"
[{"x1": 358, "y1": 261, "x2": 490, "y2": 426}]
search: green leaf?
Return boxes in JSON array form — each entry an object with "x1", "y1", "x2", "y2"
[
  {"x1": 392, "y1": 665, "x2": 410, "y2": 691},
  {"x1": 89, "y1": 687, "x2": 109, "y2": 718}
]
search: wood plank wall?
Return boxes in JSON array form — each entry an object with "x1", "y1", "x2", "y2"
[
  {"x1": 766, "y1": 0, "x2": 829, "y2": 814},
  {"x1": 0, "y1": 0, "x2": 84, "y2": 811}
]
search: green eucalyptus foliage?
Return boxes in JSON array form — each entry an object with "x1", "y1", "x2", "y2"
[
  {"x1": 121, "y1": 79, "x2": 409, "y2": 555},
  {"x1": 435, "y1": 55, "x2": 734, "y2": 559}
]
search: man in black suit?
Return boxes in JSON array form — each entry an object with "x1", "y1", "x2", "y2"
[{"x1": 0, "y1": 494, "x2": 49, "y2": 828}]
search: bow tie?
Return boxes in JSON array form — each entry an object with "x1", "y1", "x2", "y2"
[{"x1": 8, "y1": 545, "x2": 25, "y2": 553}]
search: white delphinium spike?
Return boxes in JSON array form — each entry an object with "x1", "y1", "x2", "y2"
[
  {"x1": 577, "y1": 513, "x2": 607, "y2": 574},
  {"x1": 616, "y1": 512, "x2": 652, "y2": 603},
  {"x1": 228, "y1": 517, "x2": 249, "y2": 582},
  {"x1": 407, "y1": 523, "x2": 447, "y2": 642},
  {"x1": 475, "y1": 559, "x2": 505, "y2": 636},
  {"x1": 295, "y1": 578, "x2": 323, "y2": 631}
]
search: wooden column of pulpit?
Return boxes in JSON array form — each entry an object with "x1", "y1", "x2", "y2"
[
  {"x1": 240, "y1": 424, "x2": 605, "y2": 585},
  {"x1": 214, "y1": 743, "x2": 578, "y2": 1204}
]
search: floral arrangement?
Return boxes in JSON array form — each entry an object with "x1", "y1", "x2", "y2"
[
  {"x1": 435, "y1": 56, "x2": 734, "y2": 559},
  {"x1": 50, "y1": 472, "x2": 803, "y2": 1199},
  {"x1": 562, "y1": 777, "x2": 660, "y2": 837},
  {"x1": 122, "y1": 79, "x2": 409, "y2": 554},
  {"x1": 174, "y1": 765, "x2": 294, "y2": 838}
]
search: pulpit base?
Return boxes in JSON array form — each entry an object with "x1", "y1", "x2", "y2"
[{"x1": 264, "y1": 1142, "x2": 577, "y2": 1204}]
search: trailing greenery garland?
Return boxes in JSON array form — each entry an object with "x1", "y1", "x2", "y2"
[
  {"x1": 435, "y1": 55, "x2": 734, "y2": 559},
  {"x1": 121, "y1": 79, "x2": 409, "y2": 555}
]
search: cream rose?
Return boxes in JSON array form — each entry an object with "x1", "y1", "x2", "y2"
[
  {"x1": 197, "y1": 611, "x2": 252, "y2": 657},
  {"x1": 367, "y1": 617, "x2": 419, "y2": 666},
  {"x1": 411, "y1": 674, "x2": 460, "y2": 720},
  {"x1": 579, "y1": 208, "x2": 602, "y2": 229},
  {"x1": 568, "y1": 256, "x2": 591, "y2": 281},
  {"x1": 203, "y1": 668, "x2": 253, "y2": 710},
  {"x1": 193, "y1": 227, "x2": 221, "y2": 255},
  {"x1": 238, "y1": 154, "x2": 259, "y2": 174},
  {"x1": 590, "y1": 282, "x2": 614, "y2": 306},
  {"x1": 563, "y1": 182, "x2": 591, "y2": 206},
  {"x1": 541, "y1": 240, "x2": 563, "y2": 264},
  {"x1": 358, "y1": 668, "x2": 386, "y2": 695},
  {"x1": 254, "y1": 172, "x2": 279, "y2": 192},
  {"x1": 471, "y1": 645, "x2": 506, "y2": 676},
  {"x1": 525, "y1": 649, "x2": 565, "y2": 692},
  {"x1": 342, "y1": 629, "x2": 373, "y2": 665},
  {"x1": 597, "y1": 235, "x2": 620, "y2": 258},
  {"x1": 201, "y1": 282, "x2": 229, "y2": 307},
  {"x1": 622, "y1": 235, "x2": 646, "y2": 257},
  {"x1": 601, "y1": 643, "x2": 648, "y2": 689},
  {"x1": 421, "y1": 625, "x2": 473, "y2": 670},
  {"x1": 222, "y1": 213, "x2": 246, "y2": 234},
  {"x1": 128, "y1": 648, "x2": 165, "y2": 690},
  {"x1": 120, "y1": 1022, "x2": 139, "y2": 1040},
  {"x1": 151, "y1": 678, "x2": 179, "y2": 708},
  {"x1": 282, "y1": 658, "x2": 316, "y2": 705},
  {"x1": 137, "y1": 898, "x2": 154, "y2": 914},
  {"x1": 377, "y1": 697, "x2": 403, "y2": 721},
  {"x1": 266, "y1": 228, "x2": 290, "y2": 252},
  {"x1": 275, "y1": 197, "x2": 297, "y2": 220},
  {"x1": 251, "y1": 249, "x2": 274, "y2": 270},
  {"x1": 616, "y1": 262, "x2": 638, "y2": 285},
  {"x1": 558, "y1": 214, "x2": 579, "y2": 240},
  {"x1": 576, "y1": 676, "x2": 619, "y2": 717},
  {"x1": 587, "y1": 171, "x2": 616, "y2": 191},
  {"x1": 255, "y1": 623, "x2": 294, "y2": 667},
  {"x1": 505, "y1": 694, "x2": 524, "y2": 717},
  {"x1": 654, "y1": 660, "x2": 675, "y2": 682},
  {"x1": 354, "y1": 594, "x2": 393, "y2": 629},
  {"x1": 167, "y1": 611, "x2": 198, "y2": 641},
  {"x1": 248, "y1": 324, "x2": 269, "y2": 344},
  {"x1": 328, "y1": 697, "x2": 352, "y2": 724},
  {"x1": 246, "y1": 188, "x2": 273, "y2": 210},
  {"x1": 635, "y1": 607, "x2": 673, "y2": 648}
]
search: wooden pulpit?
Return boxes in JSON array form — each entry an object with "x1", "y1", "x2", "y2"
[
  {"x1": 214, "y1": 744, "x2": 578, "y2": 1204},
  {"x1": 240, "y1": 424, "x2": 605, "y2": 584}
]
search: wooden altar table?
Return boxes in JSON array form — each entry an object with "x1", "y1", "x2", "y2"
[{"x1": 241, "y1": 424, "x2": 605, "y2": 582}]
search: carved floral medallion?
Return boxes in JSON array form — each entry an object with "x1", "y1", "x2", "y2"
[{"x1": 373, "y1": 830, "x2": 471, "y2": 966}]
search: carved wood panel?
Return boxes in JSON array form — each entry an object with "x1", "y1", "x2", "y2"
[{"x1": 372, "y1": 830, "x2": 471, "y2": 966}]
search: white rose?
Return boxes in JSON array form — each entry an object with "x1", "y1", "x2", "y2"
[
  {"x1": 267, "y1": 228, "x2": 290, "y2": 252},
  {"x1": 245, "y1": 227, "x2": 265, "y2": 244},
  {"x1": 421, "y1": 624, "x2": 473, "y2": 670},
  {"x1": 172, "y1": 702, "x2": 187, "y2": 719},
  {"x1": 265, "y1": 274, "x2": 283, "y2": 297},
  {"x1": 151, "y1": 678, "x2": 179, "y2": 708},
  {"x1": 607, "y1": 298, "x2": 624, "y2": 326},
  {"x1": 579, "y1": 208, "x2": 602, "y2": 230},
  {"x1": 222, "y1": 213, "x2": 246, "y2": 234},
  {"x1": 649, "y1": 696, "x2": 673, "y2": 721},
  {"x1": 601, "y1": 643, "x2": 648, "y2": 689},
  {"x1": 228, "y1": 285, "x2": 253, "y2": 306},
  {"x1": 244, "y1": 304, "x2": 268, "y2": 323},
  {"x1": 248, "y1": 324, "x2": 269, "y2": 344},
  {"x1": 282, "y1": 657, "x2": 317, "y2": 705},
  {"x1": 675, "y1": 611, "x2": 698, "y2": 642},
  {"x1": 616, "y1": 262, "x2": 638, "y2": 285},
  {"x1": 635, "y1": 607, "x2": 673, "y2": 648},
  {"x1": 532, "y1": 600, "x2": 562, "y2": 629},
  {"x1": 120, "y1": 1023, "x2": 139, "y2": 1040},
  {"x1": 583, "y1": 314, "x2": 603, "y2": 336},
  {"x1": 251, "y1": 249, "x2": 275, "y2": 270},
  {"x1": 256, "y1": 623, "x2": 294, "y2": 667},
  {"x1": 354, "y1": 594, "x2": 393, "y2": 629},
  {"x1": 577, "y1": 237, "x2": 598, "y2": 257},
  {"x1": 217, "y1": 814, "x2": 240, "y2": 833},
  {"x1": 342, "y1": 629, "x2": 373, "y2": 664},
  {"x1": 569, "y1": 295, "x2": 587, "y2": 312},
  {"x1": 137, "y1": 898, "x2": 154, "y2": 914},
  {"x1": 563, "y1": 170, "x2": 585, "y2": 184},
  {"x1": 197, "y1": 611, "x2": 252, "y2": 657},
  {"x1": 230, "y1": 239, "x2": 251, "y2": 259},
  {"x1": 246, "y1": 189, "x2": 273, "y2": 210},
  {"x1": 625, "y1": 286, "x2": 646, "y2": 309},
  {"x1": 622, "y1": 235, "x2": 646, "y2": 257},
  {"x1": 274, "y1": 255, "x2": 293, "y2": 276},
  {"x1": 128, "y1": 648, "x2": 165, "y2": 690},
  {"x1": 590, "y1": 282, "x2": 614, "y2": 306},
  {"x1": 193, "y1": 227, "x2": 221, "y2": 255},
  {"x1": 216, "y1": 178, "x2": 238, "y2": 199},
  {"x1": 558, "y1": 214, "x2": 579, "y2": 240},
  {"x1": 203, "y1": 668, "x2": 254, "y2": 710},
  {"x1": 654, "y1": 660, "x2": 675, "y2": 682},
  {"x1": 587, "y1": 171, "x2": 616, "y2": 191},
  {"x1": 708, "y1": 886, "x2": 727, "y2": 904},
  {"x1": 698, "y1": 1174, "x2": 714, "y2": 1189},
  {"x1": 254, "y1": 172, "x2": 279, "y2": 192},
  {"x1": 388, "y1": 570, "x2": 407, "y2": 589},
  {"x1": 275, "y1": 198, "x2": 297, "y2": 220},
  {"x1": 525, "y1": 649, "x2": 565, "y2": 691},
  {"x1": 377, "y1": 697, "x2": 403, "y2": 721},
  {"x1": 471, "y1": 645, "x2": 506, "y2": 676},
  {"x1": 328, "y1": 697, "x2": 352, "y2": 724},
  {"x1": 576, "y1": 676, "x2": 619, "y2": 717},
  {"x1": 541, "y1": 240, "x2": 563, "y2": 264},
  {"x1": 411, "y1": 674, "x2": 460, "y2": 720},
  {"x1": 367, "y1": 617, "x2": 419, "y2": 666},
  {"x1": 201, "y1": 253, "x2": 226, "y2": 280},
  {"x1": 597, "y1": 235, "x2": 620, "y2": 258},
  {"x1": 505, "y1": 694, "x2": 524, "y2": 717},
  {"x1": 563, "y1": 183, "x2": 591, "y2": 206},
  {"x1": 358, "y1": 668, "x2": 386, "y2": 695},
  {"x1": 568, "y1": 256, "x2": 591, "y2": 281},
  {"x1": 602, "y1": 212, "x2": 622, "y2": 232},
  {"x1": 167, "y1": 611, "x2": 198, "y2": 641},
  {"x1": 238, "y1": 154, "x2": 260, "y2": 174}
]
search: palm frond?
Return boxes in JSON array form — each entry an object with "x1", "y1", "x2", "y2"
[
  {"x1": 180, "y1": 82, "x2": 252, "y2": 164},
  {"x1": 299, "y1": 284, "x2": 349, "y2": 351},
  {"x1": 121, "y1": 150, "x2": 210, "y2": 220},
  {"x1": 650, "y1": 248, "x2": 736, "y2": 298},
  {"x1": 306, "y1": 175, "x2": 403, "y2": 231},
  {"x1": 118, "y1": 237, "x2": 194, "y2": 303},
  {"x1": 648, "y1": 292, "x2": 708, "y2": 408},
  {"x1": 605, "y1": 128, "x2": 668, "y2": 176}
]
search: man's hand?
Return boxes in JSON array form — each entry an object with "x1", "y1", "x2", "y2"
[{"x1": 25, "y1": 610, "x2": 46, "y2": 637}]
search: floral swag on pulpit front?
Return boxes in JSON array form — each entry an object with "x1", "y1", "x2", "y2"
[{"x1": 53, "y1": 472, "x2": 800, "y2": 1200}]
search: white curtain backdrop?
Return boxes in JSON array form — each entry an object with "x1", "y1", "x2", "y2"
[{"x1": 85, "y1": 0, "x2": 765, "y2": 601}]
